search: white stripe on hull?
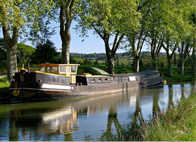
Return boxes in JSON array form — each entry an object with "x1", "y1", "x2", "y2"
[
  {"x1": 9, "y1": 84, "x2": 72, "y2": 92},
  {"x1": 42, "y1": 84, "x2": 73, "y2": 90},
  {"x1": 9, "y1": 87, "x2": 72, "y2": 92}
]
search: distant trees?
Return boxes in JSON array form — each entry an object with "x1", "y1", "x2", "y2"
[
  {"x1": 17, "y1": 44, "x2": 35, "y2": 64},
  {"x1": 15, "y1": 41, "x2": 59, "y2": 65},
  {"x1": 32, "y1": 40, "x2": 59, "y2": 64}
]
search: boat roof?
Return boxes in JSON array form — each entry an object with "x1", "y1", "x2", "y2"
[{"x1": 38, "y1": 63, "x2": 80, "y2": 66}]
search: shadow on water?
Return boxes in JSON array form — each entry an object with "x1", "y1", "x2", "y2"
[{"x1": 0, "y1": 83, "x2": 195, "y2": 141}]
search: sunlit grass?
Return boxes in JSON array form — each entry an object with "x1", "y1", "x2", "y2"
[
  {"x1": 142, "y1": 94, "x2": 196, "y2": 141},
  {"x1": 77, "y1": 65, "x2": 102, "y2": 75},
  {"x1": 0, "y1": 77, "x2": 10, "y2": 98}
]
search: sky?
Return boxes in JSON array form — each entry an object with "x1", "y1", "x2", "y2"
[
  {"x1": 0, "y1": 21, "x2": 149, "y2": 54},
  {"x1": 24, "y1": 22, "x2": 127, "y2": 54}
]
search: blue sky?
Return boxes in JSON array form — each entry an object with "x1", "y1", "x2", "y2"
[
  {"x1": 24, "y1": 22, "x2": 127, "y2": 54},
  {"x1": 1, "y1": 21, "x2": 149, "y2": 54}
]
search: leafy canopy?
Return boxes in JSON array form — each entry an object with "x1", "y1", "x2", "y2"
[
  {"x1": 76, "y1": 0, "x2": 141, "y2": 38},
  {"x1": 0, "y1": 0, "x2": 54, "y2": 36}
]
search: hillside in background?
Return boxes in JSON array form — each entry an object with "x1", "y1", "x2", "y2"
[{"x1": 70, "y1": 52, "x2": 168, "y2": 67}]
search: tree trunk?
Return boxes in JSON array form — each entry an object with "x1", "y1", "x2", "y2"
[
  {"x1": 152, "y1": 55, "x2": 158, "y2": 70},
  {"x1": 3, "y1": 26, "x2": 18, "y2": 82},
  {"x1": 134, "y1": 55, "x2": 139, "y2": 72},
  {"x1": 6, "y1": 45, "x2": 17, "y2": 82},
  {"x1": 61, "y1": 35, "x2": 70, "y2": 64},
  {"x1": 191, "y1": 62, "x2": 195, "y2": 75},
  {"x1": 107, "y1": 54, "x2": 115, "y2": 75},
  {"x1": 167, "y1": 57, "x2": 173, "y2": 77},
  {"x1": 60, "y1": 1, "x2": 74, "y2": 64},
  {"x1": 190, "y1": 48, "x2": 195, "y2": 75},
  {"x1": 104, "y1": 34, "x2": 123, "y2": 75},
  {"x1": 179, "y1": 58, "x2": 185, "y2": 76}
]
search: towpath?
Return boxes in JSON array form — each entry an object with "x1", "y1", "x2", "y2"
[
  {"x1": 91, "y1": 67, "x2": 109, "y2": 75},
  {"x1": 0, "y1": 75, "x2": 6, "y2": 79}
]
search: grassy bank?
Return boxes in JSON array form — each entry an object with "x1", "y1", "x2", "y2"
[
  {"x1": 0, "y1": 61, "x2": 7, "y2": 75},
  {"x1": 142, "y1": 94, "x2": 196, "y2": 141},
  {"x1": 0, "y1": 77, "x2": 10, "y2": 99},
  {"x1": 78, "y1": 65, "x2": 102, "y2": 75}
]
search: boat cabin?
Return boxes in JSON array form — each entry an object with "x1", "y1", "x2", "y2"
[{"x1": 38, "y1": 63, "x2": 80, "y2": 84}]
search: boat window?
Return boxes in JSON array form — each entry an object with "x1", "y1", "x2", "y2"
[
  {"x1": 105, "y1": 78, "x2": 108, "y2": 82},
  {"x1": 52, "y1": 66, "x2": 58, "y2": 73},
  {"x1": 40, "y1": 67, "x2": 45, "y2": 72},
  {"x1": 99, "y1": 78, "x2": 102, "y2": 82},
  {"x1": 60, "y1": 66, "x2": 66, "y2": 72},
  {"x1": 91, "y1": 78, "x2": 95, "y2": 82},
  {"x1": 71, "y1": 66, "x2": 76, "y2": 73},
  {"x1": 46, "y1": 66, "x2": 51, "y2": 72},
  {"x1": 67, "y1": 66, "x2": 70, "y2": 73}
]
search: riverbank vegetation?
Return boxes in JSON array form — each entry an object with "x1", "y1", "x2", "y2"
[
  {"x1": 142, "y1": 94, "x2": 196, "y2": 141},
  {"x1": 0, "y1": 77, "x2": 10, "y2": 100}
]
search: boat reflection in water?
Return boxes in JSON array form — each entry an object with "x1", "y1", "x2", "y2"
[
  {"x1": 41, "y1": 106, "x2": 79, "y2": 135},
  {"x1": 1, "y1": 83, "x2": 195, "y2": 141}
]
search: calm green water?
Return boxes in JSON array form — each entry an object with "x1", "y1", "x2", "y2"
[{"x1": 0, "y1": 83, "x2": 195, "y2": 141}]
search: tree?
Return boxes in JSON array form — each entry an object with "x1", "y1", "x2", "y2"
[
  {"x1": 33, "y1": 40, "x2": 59, "y2": 64},
  {"x1": 17, "y1": 43, "x2": 35, "y2": 64},
  {"x1": 162, "y1": 36, "x2": 178, "y2": 77},
  {"x1": 29, "y1": 17, "x2": 56, "y2": 45},
  {"x1": 188, "y1": 45, "x2": 196, "y2": 75},
  {"x1": 159, "y1": 0, "x2": 194, "y2": 76},
  {"x1": 178, "y1": 38, "x2": 191, "y2": 76},
  {"x1": 126, "y1": 0, "x2": 151, "y2": 72},
  {"x1": 76, "y1": 0, "x2": 141, "y2": 74},
  {"x1": 175, "y1": 0, "x2": 195, "y2": 76},
  {"x1": 145, "y1": 1, "x2": 163, "y2": 70},
  {"x1": 0, "y1": 0, "x2": 54, "y2": 81},
  {"x1": 127, "y1": 22, "x2": 148, "y2": 72},
  {"x1": 58, "y1": 0, "x2": 76, "y2": 64},
  {"x1": 188, "y1": 11, "x2": 196, "y2": 75}
]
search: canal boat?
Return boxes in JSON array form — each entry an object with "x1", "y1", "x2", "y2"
[{"x1": 9, "y1": 63, "x2": 163, "y2": 101}]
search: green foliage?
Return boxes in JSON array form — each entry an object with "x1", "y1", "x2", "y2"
[
  {"x1": 0, "y1": 38, "x2": 6, "y2": 61},
  {"x1": 32, "y1": 40, "x2": 60, "y2": 64},
  {"x1": 29, "y1": 17, "x2": 56, "y2": 45},
  {"x1": 76, "y1": 0, "x2": 140, "y2": 35},
  {"x1": 17, "y1": 43, "x2": 35, "y2": 64},
  {"x1": 0, "y1": 60, "x2": 7, "y2": 75},
  {"x1": 0, "y1": 77, "x2": 10, "y2": 98},
  {"x1": 0, "y1": 0, "x2": 54, "y2": 33}
]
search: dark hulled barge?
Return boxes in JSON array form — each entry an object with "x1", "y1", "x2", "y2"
[{"x1": 9, "y1": 63, "x2": 163, "y2": 101}]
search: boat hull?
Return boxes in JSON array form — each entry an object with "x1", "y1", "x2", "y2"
[{"x1": 9, "y1": 70, "x2": 163, "y2": 101}]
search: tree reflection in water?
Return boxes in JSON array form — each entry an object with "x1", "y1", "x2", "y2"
[{"x1": 98, "y1": 92, "x2": 145, "y2": 141}]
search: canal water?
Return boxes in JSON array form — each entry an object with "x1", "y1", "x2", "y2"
[{"x1": 0, "y1": 83, "x2": 195, "y2": 141}]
